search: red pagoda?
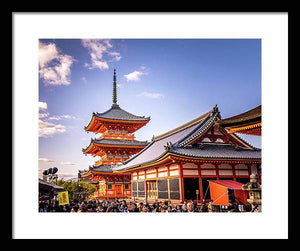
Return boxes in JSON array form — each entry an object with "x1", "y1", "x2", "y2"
[{"x1": 80, "y1": 69, "x2": 150, "y2": 199}]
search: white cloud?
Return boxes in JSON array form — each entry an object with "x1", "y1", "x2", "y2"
[
  {"x1": 39, "y1": 119, "x2": 66, "y2": 138},
  {"x1": 60, "y1": 161, "x2": 75, "y2": 165},
  {"x1": 39, "y1": 158, "x2": 55, "y2": 162},
  {"x1": 39, "y1": 112, "x2": 49, "y2": 118},
  {"x1": 81, "y1": 39, "x2": 121, "y2": 70},
  {"x1": 39, "y1": 41, "x2": 75, "y2": 85},
  {"x1": 39, "y1": 42, "x2": 59, "y2": 68},
  {"x1": 38, "y1": 102, "x2": 78, "y2": 137},
  {"x1": 39, "y1": 101, "x2": 49, "y2": 118},
  {"x1": 39, "y1": 101, "x2": 48, "y2": 111},
  {"x1": 48, "y1": 114, "x2": 76, "y2": 121},
  {"x1": 124, "y1": 70, "x2": 146, "y2": 82},
  {"x1": 136, "y1": 91, "x2": 164, "y2": 99}
]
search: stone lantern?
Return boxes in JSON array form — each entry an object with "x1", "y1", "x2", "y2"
[{"x1": 242, "y1": 173, "x2": 261, "y2": 212}]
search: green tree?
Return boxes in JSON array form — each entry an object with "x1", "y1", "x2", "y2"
[{"x1": 58, "y1": 180, "x2": 96, "y2": 202}]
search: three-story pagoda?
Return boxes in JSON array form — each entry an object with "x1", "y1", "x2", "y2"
[{"x1": 81, "y1": 69, "x2": 150, "y2": 199}]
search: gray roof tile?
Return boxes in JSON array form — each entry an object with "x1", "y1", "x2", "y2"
[
  {"x1": 91, "y1": 165, "x2": 113, "y2": 173},
  {"x1": 170, "y1": 144, "x2": 261, "y2": 159},
  {"x1": 112, "y1": 107, "x2": 261, "y2": 172},
  {"x1": 92, "y1": 138, "x2": 148, "y2": 146},
  {"x1": 95, "y1": 104, "x2": 150, "y2": 121},
  {"x1": 113, "y1": 122, "x2": 201, "y2": 171}
]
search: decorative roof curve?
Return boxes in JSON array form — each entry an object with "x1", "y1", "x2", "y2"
[
  {"x1": 94, "y1": 104, "x2": 150, "y2": 122},
  {"x1": 112, "y1": 105, "x2": 260, "y2": 172},
  {"x1": 177, "y1": 105, "x2": 220, "y2": 147},
  {"x1": 217, "y1": 105, "x2": 261, "y2": 127},
  {"x1": 91, "y1": 138, "x2": 148, "y2": 147}
]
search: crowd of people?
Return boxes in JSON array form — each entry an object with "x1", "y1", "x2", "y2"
[{"x1": 39, "y1": 198, "x2": 249, "y2": 213}]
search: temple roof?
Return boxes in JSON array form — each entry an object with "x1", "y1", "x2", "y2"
[
  {"x1": 217, "y1": 105, "x2": 261, "y2": 127},
  {"x1": 91, "y1": 138, "x2": 149, "y2": 147},
  {"x1": 169, "y1": 144, "x2": 261, "y2": 159},
  {"x1": 112, "y1": 107, "x2": 216, "y2": 171},
  {"x1": 83, "y1": 138, "x2": 149, "y2": 153},
  {"x1": 112, "y1": 105, "x2": 260, "y2": 172},
  {"x1": 39, "y1": 179, "x2": 65, "y2": 193},
  {"x1": 91, "y1": 165, "x2": 113, "y2": 173},
  {"x1": 93, "y1": 104, "x2": 150, "y2": 122},
  {"x1": 177, "y1": 108, "x2": 219, "y2": 147}
]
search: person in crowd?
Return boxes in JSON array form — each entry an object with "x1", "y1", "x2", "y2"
[
  {"x1": 191, "y1": 199, "x2": 198, "y2": 211},
  {"x1": 39, "y1": 197, "x2": 244, "y2": 213},
  {"x1": 199, "y1": 202, "x2": 208, "y2": 212},
  {"x1": 128, "y1": 202, "x2": 138, "y2": 212},
  {"x1": 187, "y1": 202, "x2": 195, "y2": 213},
  {"x1": 138, "y1": 202, "x2": 144, "y2": 212},
  {"x1": 141, "y1": 205, "x2": 149, "y2": 213},
  {"x1": 152, "y1": 199, "x2": 159, "y2": 209},
  {"x1": 181, "y1": 200, "x2": 188, "y2": 212},
  {"x1": 175, "y1": 204, "x2": 182, "y2": 212},
  {"x1": 207, "y1": 201, "x2": 213, "y2": 212},
  {"x1": 167, "y1": 206, "x2": 172, "y2": 213}
]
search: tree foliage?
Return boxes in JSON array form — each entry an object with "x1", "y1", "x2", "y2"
[{"x1": 56, "y1": 179, "x2": 96, "y2": 201}]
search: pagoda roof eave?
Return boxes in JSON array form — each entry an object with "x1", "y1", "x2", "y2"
[
  {"x1": 82, "y1": 138, "x2": 149, "y2": 155},
  {"x1": 79, "y1": 170, "x2": 92, "y2": 178},
  {"x1": 82, "y1": 139, "x2": 94, "y2": 154},
  {"x1": 94, "y1": 114, "x2": 150, "y2": 124},
  {"x1": 84, "y1": 113, "x2": 150, "y2": 133},
  {"x1": 91, "y1": 138, "x2": 148, "y2": 148},
  {"x1": 84, "y1": 113, "x2": 99, "y2": 132},
  {"x1": 94, "y1": 104, "x2": 151, "y2": 122}
]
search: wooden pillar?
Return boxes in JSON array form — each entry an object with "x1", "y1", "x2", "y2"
[
  {"x1": 144, "y1": 171, "x2": 147, "y2": 203},
  {"x1": 167, "y1": 165, "x2": 170, "y2": 201},
  {"x1": 105, "y1": 183, "x2": 108, "y2": 199},
  {"x1": 179, "y1": 163, "x2": 184, "y2": 201},
  {"x1": 198, "y1": 163, "x2": 203, "y2": 202}
]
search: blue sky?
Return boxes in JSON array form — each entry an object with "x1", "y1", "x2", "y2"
[{"x1": 38, "y1": 39, "x2": 261, "y2": 180}]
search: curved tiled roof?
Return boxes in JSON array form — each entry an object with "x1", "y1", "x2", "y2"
[
  {"x1": 92, "y1": 138, "x2": 148, "y2": 147},
  {"x1": 177, "y1": 111, "x2": 219, "y2": 147},
  {"x1": 94, "y1": 104, "x2": 150, "y2": 122},
  {"x1": 112, "y1": 105, "x2": 260, "y2": 172},
  {"x1": 113, "y1": 111, "x2": 212, "y2": 171},
  {"x1": 169, "y1": 144, "x2": 261, "y2": 159},
  {"x1": 217, "y1": 105, "x2": 261, "y2": 127},
  {"x1": 91, "y1": 165, "x2": 113, "y2": 173}
]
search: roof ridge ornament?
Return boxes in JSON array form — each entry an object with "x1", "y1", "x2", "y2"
[
  {"x1": 164, "y1": 141, "x2": 173, "y2": 150},
  {"x1": 213, "y1": 104, "x2": 219, "y2": 113}
]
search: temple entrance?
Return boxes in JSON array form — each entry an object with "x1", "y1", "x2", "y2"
[
  {"x1": 202, "y1": 178, "x2": 216, "y2": 200},
  {"x1": 147, "y1": 181, "x2": 158, "y2": 199},
  {"x1": 184, "y1": 178, "x2": 199, "y2": 200},
  {"x1": 115, "y1": 185, "x2": 122, "y2": 196}
]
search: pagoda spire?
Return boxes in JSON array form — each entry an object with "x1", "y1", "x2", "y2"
[{"x1": 112, "y1": 69, "x2": 117, "y2": 106}]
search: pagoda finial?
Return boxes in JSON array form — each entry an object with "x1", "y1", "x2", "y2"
[{"x1": 112, "y1": 68, "x2": 117, "y2": 105}]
